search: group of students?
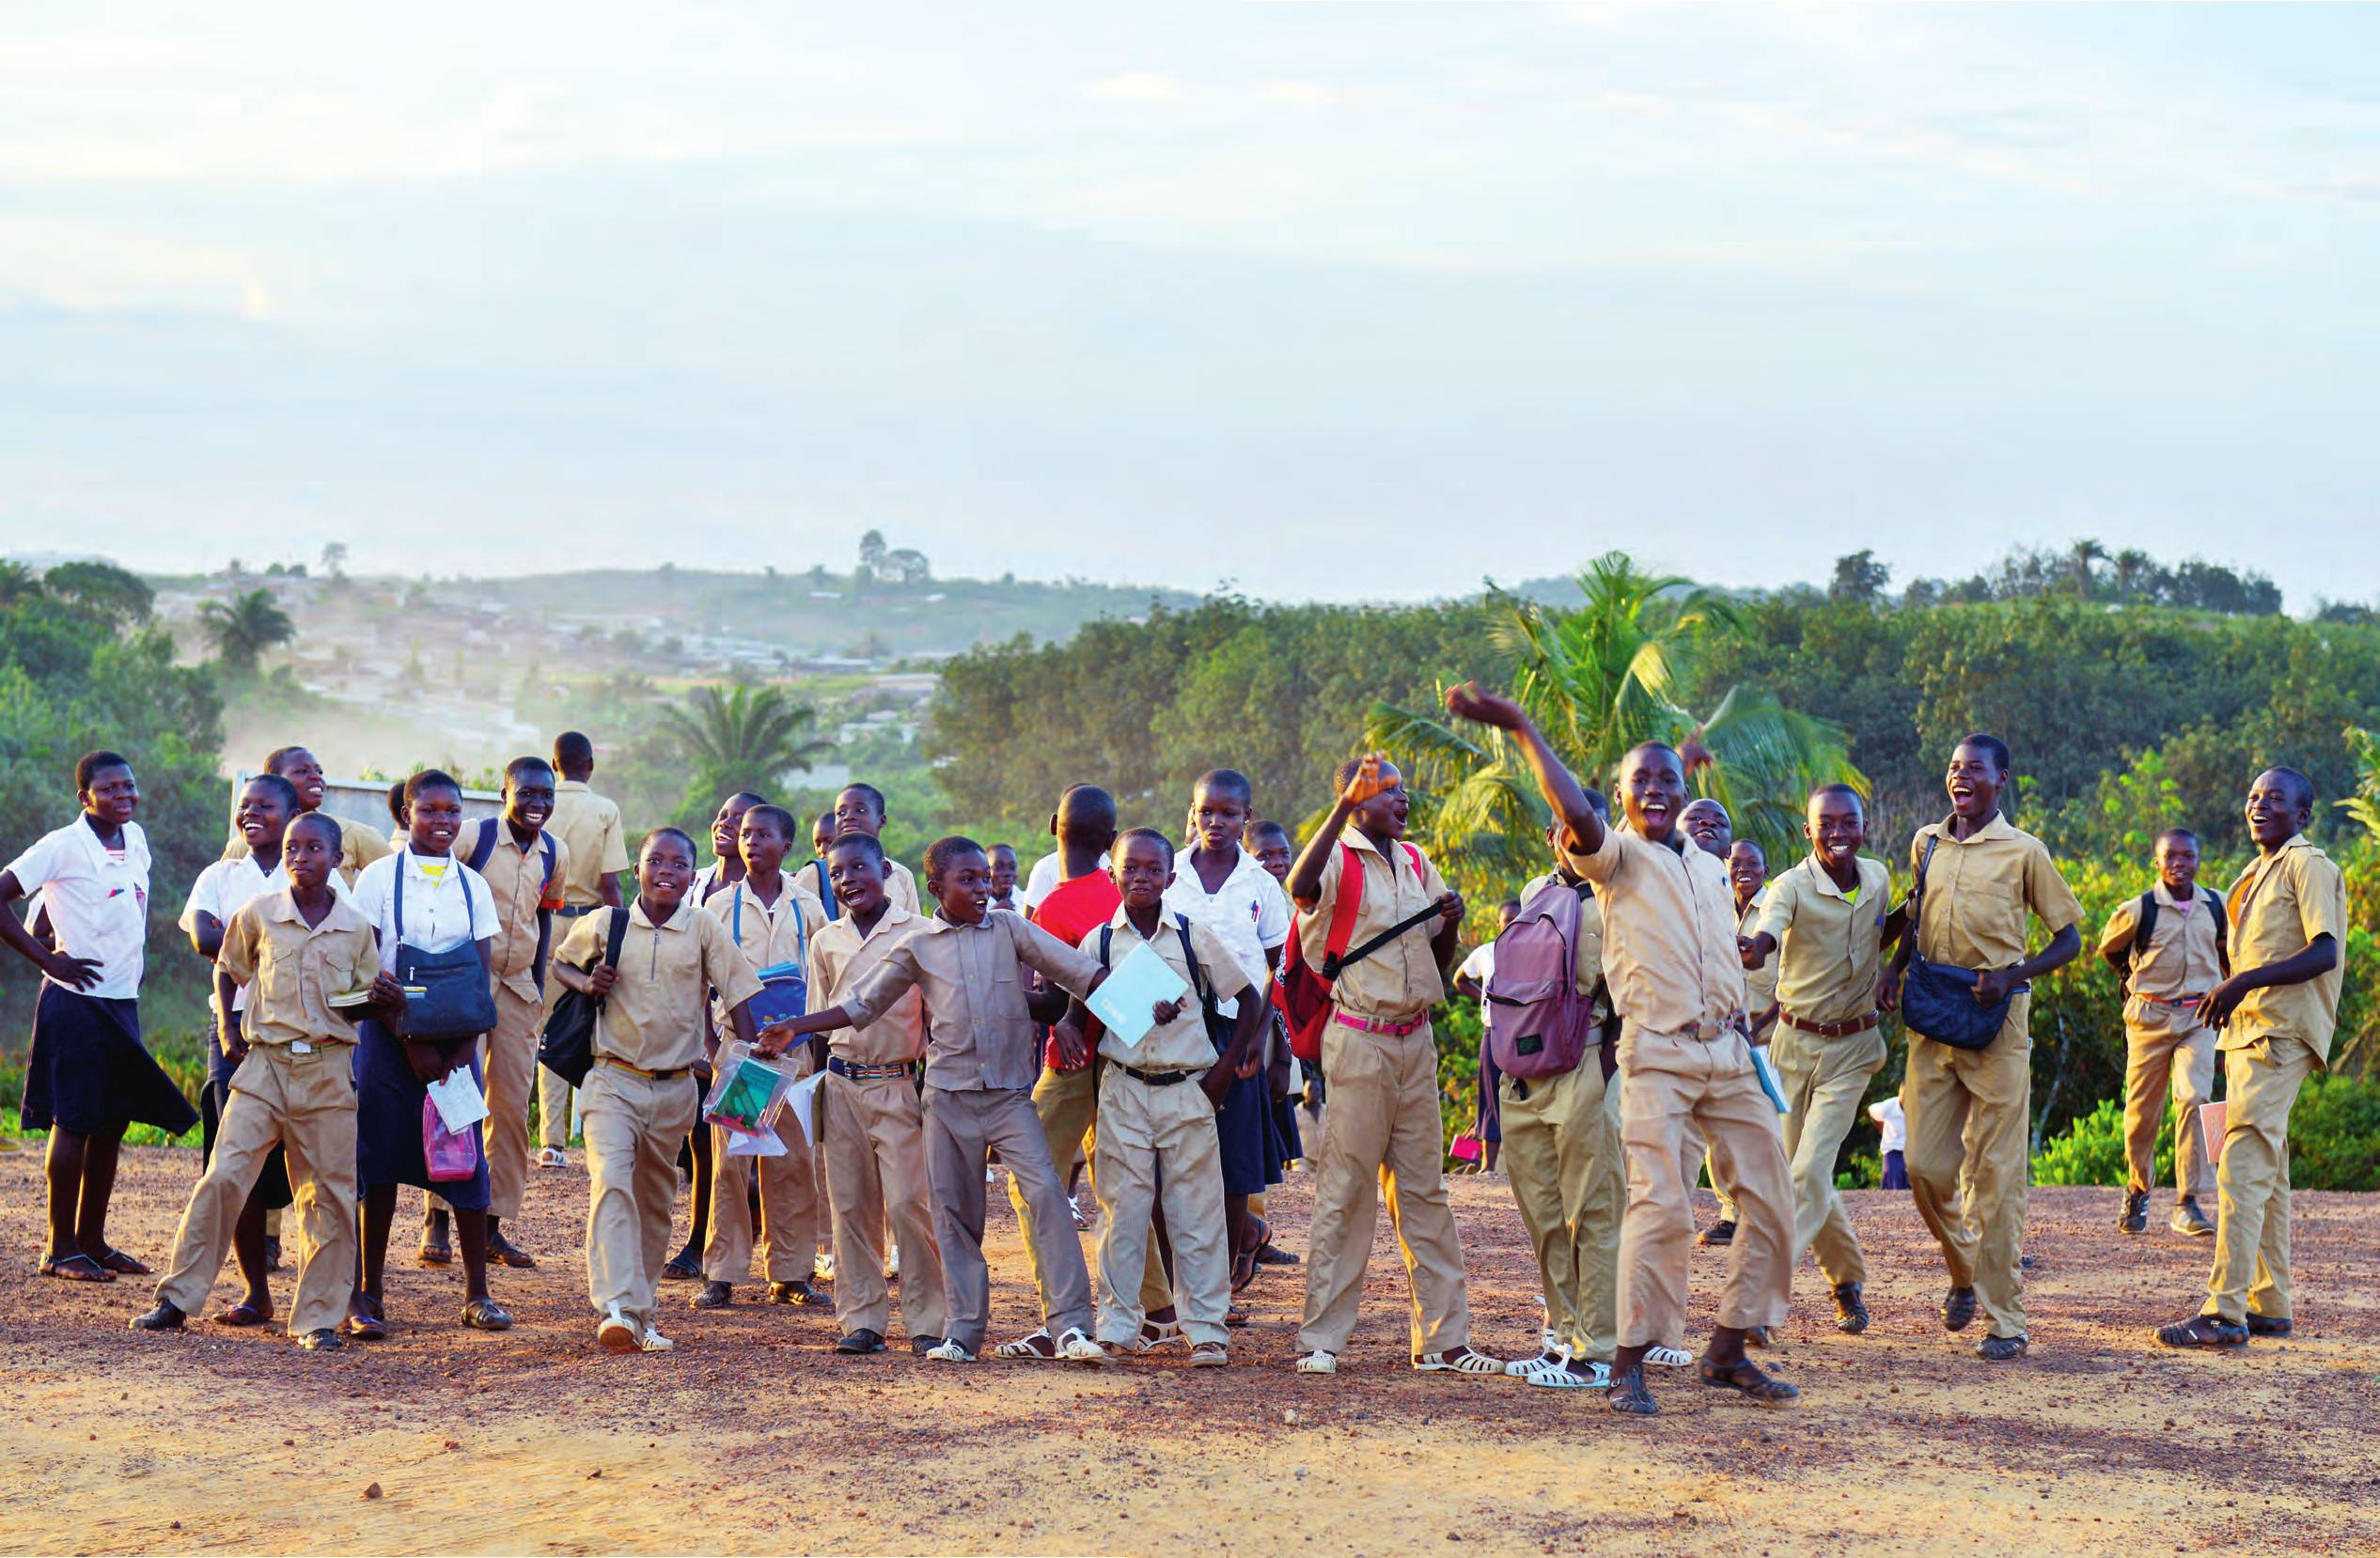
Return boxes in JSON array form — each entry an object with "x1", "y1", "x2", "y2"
[{"x1": 1, "y1": 693, "x2": 2348, "y2": 1408}]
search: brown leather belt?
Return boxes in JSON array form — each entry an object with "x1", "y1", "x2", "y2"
[{"x1": 1779, "y1": 1010, "x2": 1881, "y2": 1039}]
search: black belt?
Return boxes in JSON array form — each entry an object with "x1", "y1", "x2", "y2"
[
  {"x1": 555, "y1": 904, "x2": 602, "y2": 919},
  {"x1": 827, "y1": 1055, "x2": 920, "y2": 1082},
  {"x1": 1119, "y1": 1064, "x2": 1201, "y2": 1087}
]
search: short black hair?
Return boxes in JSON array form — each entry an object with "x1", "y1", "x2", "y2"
[
  {"x1": 1055, "y1": 785, "x2": 1118, "y2": 841},
  {"x1": 2156, "y1": 827, "x2": 2200, "y2": 849},
  {"x1": 838, "y1": 783, "x2": 887, "y2": 818},
  {"x1": 1193, "y1": 769, "x2": 1254, "y2": 809},
  {"x1": 288, "y1": 811, "x2": 343, "y2": 849},
  {"x1": 1957, "y1": 733, "x2": 2013, "y2": 773},
  {"x1": 243, "y1": 771, "x2": 301, "y2": 814},
  {"x1": 1498, "y1": 898, "x2": 1523, "y2": 913},
  {"x1": 1245, "y1": 818, "x2": 1292, "y2": 846},
  {"x1": 1808, "y1": 782, "x2": 1865, "y2": 818},
  {"x1": 1117, "y1": 826, "x2": 1177, "y2": 866},
  {"x1": 553, "y1": 731, "x2": 594, "y2": 770},
  {"x1": 720, "y1": 790, "x2": 768, "y2": 811},
  {"x1": 828, "y1": 832, "x2": 886, "y2": 866},
  {"x1": 924, "y1": 834, "x2": 987, "y2": 880},
  {"x1": 262, "y1": 745, "x2": 315, "y2": 776},
  {"x1": 988, "y1": 842, "x2": 1018, "y2": 862},
  {"x1": 505, "y1": 756, "x2": 555, "y2": 787},
  {"x1": 643, "y1": 826, "x2": 697, "y2": 861},
  {"x1": 75, "y1": 750, "x2": 132, "y2": 791},
  {"x1": 403, "y1": 769, "x2": 462, "y2": 808},
  {"x1": 1581, "y1": 787, "x2": 1611, "y2": 822},
  {"x1": 2264, "y1": 766, "x2": 2317, "y2": 814},
  {"x1": 1333, "y1": 757, "x2": 1367, "y2": 793},
  {"x1": 744, "y1": 803, "x2": 797, "y2": 839}
]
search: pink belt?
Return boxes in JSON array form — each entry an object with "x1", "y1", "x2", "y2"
[{"x1": 1332, "y1": 1012, "x2": 1423, "y2": 1037}]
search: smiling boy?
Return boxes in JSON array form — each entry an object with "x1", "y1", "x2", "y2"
[{"x1": 221, "y1": 746, "x2": 392, "y2": 888}]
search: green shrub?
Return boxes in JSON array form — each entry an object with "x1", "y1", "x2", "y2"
[
  {"x1": 2289, "y1": 1072, "x2": 2380, "y2": 1192},
  {"x1": 2032, "y1": 1096, "x2": 2176, "y2": 1187}
]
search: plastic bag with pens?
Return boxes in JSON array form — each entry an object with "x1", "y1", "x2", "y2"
[{"x1": 701, "y1": 1041, "x2": 802, "y2": 1158}]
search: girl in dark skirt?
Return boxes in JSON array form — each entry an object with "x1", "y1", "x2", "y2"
[
  {"x1": 1, "y1": 751, "x2": 198, "y2": 1284},
  {"x1": 344, "y1": 771, "x2": 511, "y2": 1335}
]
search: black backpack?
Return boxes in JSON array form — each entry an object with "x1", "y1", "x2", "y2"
[
  {"x1": 538, "y1": 908, "x2": 631, "y2": 1087},
  {"x1": 2120, "y1": 887, "x2": 2230, "y2": 990},
  {"x1": 465, "y1": 818, "x2": 560, "y2": 990}
]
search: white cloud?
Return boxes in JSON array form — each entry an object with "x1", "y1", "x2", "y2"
[
  {"x1": 1088, "y1": 71, "x2": 1186, "y2": 103},
  {"x1": 1260, "y1": 79, "x2": 1339, "y2": 107}
]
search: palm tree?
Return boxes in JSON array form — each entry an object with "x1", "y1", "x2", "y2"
[
  {"x1": 1368, "y1": 552, "x2": 1863, "y2": 876},
  {"x1": 2112, "y1": 548, "x2": 2150, "y2": 603},
  {"x1": 2071, "y1": 538, "x2": 2108, "y2": 601},
  {"x1": 658, "y1": 683, "x2": 837, "y2": 799},
  {"x1": 197, "y1": 587, "x2": 296, "y2": 677}
]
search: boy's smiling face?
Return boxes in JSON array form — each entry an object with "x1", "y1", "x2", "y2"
[
  {"x1": 2245, "y1": 770, "x2": 2310, "y2": 849},
  {"x1": 1111, "y1": 834, "x2": 1174, "y2": 911},
  {"x1": 1620, "y1": 745, "x2": 1687, "y2": 845},
  {"x1": 1681, "y1": 799, "x2": 1731, "y2": 857},
  {"x1": 505, "y1": 767, "x2": 556, "y2": 834},
  {"x1": 1251, "y1": 833, "x2": 1292, "y2": 880},
  {"x1": 1947, "y1": 743, "x2": 2006, "y2": 822},
  {"x1": 1353, "y1": 764, "x2": 1410, "y2": 840},
  {"x1": 237, "y1": 778, "x2": 294, "y2": 858},
  {"x1": 828, "y1": 840, "x2": 889, "y2": 917},
  {"x1": 834, "y1": 787, "x2": 885, "y2": 840},
  {"x1": 739, "y1": 811, "x2": 791, "y2": 877},
  {"x1": 710, "y1": 794, "x2": 759, "y2": 864},
  {"x1": 2155, "y1": 832, "x2": 2200, "y2": 896},
  {"x1": 928, "y1": 847, "x2": 993, "y2": 927},
  {"x1": 1807, "y1": 790, "x2": 1866, "y2": 868},
  {"x1": 638, "y1": 834, "x2": 697, "y2": 916}
]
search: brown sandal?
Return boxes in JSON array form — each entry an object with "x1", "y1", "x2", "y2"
[
  {"x1": 212, "y1": 1301, "x2": 274, "y2": 1327},
  {"x1": 1697, "y1": 1356, "x2": 1799, "y2": 1405}
]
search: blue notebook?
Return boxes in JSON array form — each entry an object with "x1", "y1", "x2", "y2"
[{"x1": 748, "y1": 960, "x2": 807, "y2": 1030}]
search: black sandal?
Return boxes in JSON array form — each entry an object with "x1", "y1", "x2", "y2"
[
  {"x1": 99, "y1": 1248, "x2": 152, "y2": 1276},
  {"x1": 1697, "y1": 1356, "x2": 1800, "y2": 1405},
  {"x1": 41, "y1": 1253, "x2": 115, "y2": 1283},
  {"x1": 1608, "y1": 1365, "x2": 1659, "y2": 1416},
  {"x1": 461, "y1": 1296, "x2": 514, "y2": 1332}
]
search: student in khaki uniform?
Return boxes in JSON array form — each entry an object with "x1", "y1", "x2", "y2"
[
  {"x1": 806, "y1": 832, "x2": 948, "y2": 1354},
  {"x1": 1287, "y1": 755, "x2": 1494, "y2": 1379},
  {"x1": 1691, "y1": 835, "x2": 1774, "y2": 1246},
  {"x1": 540, "y1": 731, "x2": 630, "y2": 1165},
  {"x1": 771, "y1": 835, "x2": 1112, "y2": 1364},
  {"x1": 422, "y1": 756, "x2": 569, "y2": 1270},
  {"x1": 826, "y1": 785, "x2": 921, "y2": 915},
  {"x1": 134, "y1": 814, "x2": 399, "y2": 1349},
  {"x1": 551, "y1": 829, "x2": 768, "y2": 1354},
  {"x1": 1064, "y1": 830, "x2": 1266, "y2": 1366},
  {"x1": 695, "y1": 804, "x2": 829, "y2": 1309},
  {"x1": 220, "y1": 746, "x2": 392, "y2": 888},
  {"x1": 2097, "y1": 828, "x2": 2228, "y2": 1239},
  {"x1": 1741, "y1": 785, "x2": 1903, "y2": 1336},
  {"x1": 1492, "y1": 805, "x2": 1626, "y2": 1391},
  {"x1": 1885, "y1": 735, "x2": 2082, "y2": 1362},
  {"x1": 1448, "y1": 685, "x2": 1799, "y2": 1415},
  {"x1": 2156, "y1": 769, "x2": 2346, "y2": 1350}
]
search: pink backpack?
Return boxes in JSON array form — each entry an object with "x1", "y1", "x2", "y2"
[{"x1": 1483, "y1": 876, "x2": 1598, "y2": 1081}]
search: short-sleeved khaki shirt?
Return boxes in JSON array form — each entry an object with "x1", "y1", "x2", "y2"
[
  {"x1": 2221, "y1": 836, "x2": 2348, "y2": 1062},
  {"x1": 1521, "y1": 871, "x2": 1608, "y2": 1022},
  {"x1": 1738, "y1": 887, "x2": 1777, "y2": 1014},
  {"x1": 1755, "y1": 855, "x2": 1893, "y2": 1026},
  {"x1": 1081, "y1": 910, "x2": 1254, "y2": 1072},
  {"x1": 1296, "y1": 830, "x2": 1448, "y2": 1023},
  {"x1": 1907, "y1": 813, "x2": 2082, "y2": 970},
  {"x1": 472, "y1": 821, "x2": 571, "y2": 1003},
  {"x1": 555, "y1": 896, "x2": 765, "y2": 1073},
  {"x1": 704, "y1": 875, "x2": 826, "y2": 1028},
  {"x1": 841, "y1": 910, "x2": 1104, "y2": 1092},
  {"x1": 806, "y1": 904, "x2": 931, "y2": 1064},
  {"x1": 2099, "y1": 882, "x2": 2227, "y2": 1005},
  {"x1": 216, "y1": 891, "x2": 383, "y2": 1050},
  {"x1": 550, "y1": 782, "x2": 630, "y2": 909},
  {"x1": 1566, "y1": 825, "x2": 1747, "y2": 1038}
]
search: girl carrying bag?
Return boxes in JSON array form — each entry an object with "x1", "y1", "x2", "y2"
[
  {"x1": 1899, "y1": 834, "x2": 2023, "y2": 1052},
  {"x1": 391, "y1": 858, "x2": 499, "y2": 1042}
]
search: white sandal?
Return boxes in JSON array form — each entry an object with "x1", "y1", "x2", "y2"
[
  {"x1": 1134, "y1": 1317, "x2": 1184, "y2": 1353},
  {"x1": 1504, "y1": 1348, "x2": 1567, "y2": 1380},
  {"x1": 1645, "y1": 1345, "x2": 1694, "y2": 1367},
  {"x1": 1057, "y1": 1327, "x2": 1105, "y2": 1363},
  {"x1": 1527, "y1": 1358, "x2": 1611, "y2": 1389},
  {"x1": 1293, "y1": 1349, "x2": 1338, "y2": 1375},
  {"x1": 1414, "y1": 1346, "x2": 1504, "y2": 1375},
  {"x1": 993, "y1": 1328, "x2": 1060, "y2": 1361}
]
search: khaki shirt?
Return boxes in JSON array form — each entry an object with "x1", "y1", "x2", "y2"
[
  {"x1": 1521, "y1": 871, "x2": 1608, "y2": 1022},
  {"x1": 555, "y1": 896, "x2": 764, "y2": 1073},
  {"x1": 226, "y1": 812, "x2": 390, "y2": 887},
  {"x1": 806, "y1": 905, "x2": 931, "y2": 1064},
  {"x1": 1081, "y1": 910, "x2": 1253, "y2": 1072},
  {"x1": 1907, "y1": 813, "x2": 2083, "y2": 970},
  {"x1": 1566, "y1": 826, "x2": 1747, "y2": 1038},
  {"x1": 2099, "y1": 882, "x2": 2226, "y2": 1008},
  {"x1": 550, "y1": 781, "x2": 630, "y2": 909},
  {"x1": 1297, "y1": 830, "x2": 1449, "y2": 1023},
  {"x1": 216, "y1": 890, "x2": 383, "y2": 1050},
  {"x1": 2221, "y1": 836, "x2": 2348, "y2": 1062},
  {"x1": 1738, "y1": 887, "x2": 1777, "y2": 1014},
  {"x1": 704, "y1": 875, "x2": 826, "y2": 1030},
  {"x1": 841, "y1": 910, "x2": 1103, "y2": 1092},
  {"x1": 1756, "y1": 855, "x2": 1893, "y2": 1026},
  {"x1": 795, "y1": 856, "x2": 921, "y2": 920},
  {"x1": 472, "y1": 821, "x2": 571, "y2": 1003}
]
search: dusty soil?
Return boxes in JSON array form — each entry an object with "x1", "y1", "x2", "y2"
[{"x1": 0, "y1": 1142, "x2": 2373, "y2": 1556}]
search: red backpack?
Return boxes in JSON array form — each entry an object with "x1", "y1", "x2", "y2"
[
  {"x1": 1482, "y1": 875, "x2": 1598, "y2": 1081},
  {"x1": 1274, "y1": 840, "x2": 1433, "y2": 1064}
]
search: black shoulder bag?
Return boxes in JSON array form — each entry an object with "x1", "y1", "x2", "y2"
[
  {"x1": 539, "y1": 908, "x2": 632, "y2": 1087},
  {"x1": 392, "y1": 857, "x2": 499, "y2": 1042},
  {"x1": 1899, "y1": 834, "x2": 2020, "y2": 1052}
]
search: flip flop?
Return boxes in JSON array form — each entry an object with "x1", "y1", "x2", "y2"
[
  {"x1": 1230, "y1": 1246, "x2": 1258, "y2": 1293},
  {"x1": 341, "y1": 1295, "x2": 387, "y2": 1341},
  {"x1": 99, "y1": 1248, "x2": 152, "y2": 1276},
  {"x1": 211, "y1": 1301, "x2": 274, "y2": 1328},
  {"x1": 41, "y1": 1253, "x2": 114, "y2": 1284}
]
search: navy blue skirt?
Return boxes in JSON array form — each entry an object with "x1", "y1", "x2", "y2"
[
  {"x1": 354, "y1": 1018, "x2": 490, "y2": 1209},
  {"x1": 20, "y1": 984, "x2": 198, "y2": 1138},
  {"x1": 1214, "y1": 1069, "x2": 1287, "y2": 1196}
]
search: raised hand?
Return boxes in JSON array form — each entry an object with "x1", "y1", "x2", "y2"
[
  {"x1": 1444, "y1": 682, "x2": 1527, "y2": 731},
  {"x1": 1339, "y1": 753, "x2": 1398, "y2": 806}
]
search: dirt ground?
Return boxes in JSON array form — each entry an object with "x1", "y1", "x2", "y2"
[{"x1": 0, "y1": 1143, "x2": 2374, "y2": 1557}]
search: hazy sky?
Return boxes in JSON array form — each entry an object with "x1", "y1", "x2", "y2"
[{"x1": 4, "y1": 4, "x2": 2375, "y2": 608}]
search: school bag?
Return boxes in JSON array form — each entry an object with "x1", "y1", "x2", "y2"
[
  {"x1": 1087, "y1": 913, "x2": 1234, "y2": 1056},
  {"x1": 464, "y1": 818, "x2": 561, "y2": 990},
  {"x1": 1481, "y1": 876, "x2": 1598, "y2": 1082},
  {"x1": 2118, "y1": 887, "x2": 2230, "y2": 991},
  {"x1": 391, "y1": 858, "x2": 498, "y2": 1041},
  {"x1": 1274, "y1": 841, "x2": 1443, "y2": 1065},
  {"x1": 1899, "y1": 834, "x2": 2014, "y2": 1052},
  {"x1": 538, "y1": 906, "x2": 632, "y2": 1087},
  {"x1": 731, "y1": 883, "x2": 810, "y2": 1030}
]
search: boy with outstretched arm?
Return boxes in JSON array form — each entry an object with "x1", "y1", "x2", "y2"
[
  {"x1": 807, "y1": 832, "x2": 948, "y2": 1354},
  {"x1": 551, "y1": 829, "x2": 769, "y2": 1354},
  {"x1": 2096, "y1": 827, "x2": 2226, "y2": 1239},
  {"x1": 1064, "y1": 828, "x2": 1267, "y2": 1364},
  {"x1": 767, "y1": 836, "x2": 1111, "y2": 1364},
  {"x1": 1740, "y1": 785, "x2": 1905, "y2": 1335},
  {"x1": 1288, "y1": 754, "x2": 1495, "y2": 1378},
  {"x1": 696, "y1": 803, "x2": 829, "y2": 1309},
  {"x1": 1448, "y1": 684, "x2": 1798, "y2": 1414},
  {"x1": 136, "y1": 813, "x2": 400, "y2": 1348},
  {"x1": 1884, "y1": 735, "x2": 2082, "y2": 1362},
  {"x1": 2155, "y1": 769, "x2": 2345, "y2": 1350}
]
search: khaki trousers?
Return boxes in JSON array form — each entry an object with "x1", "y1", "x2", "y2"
[
  {"x1": 156, "y1": 1044, "x2": 357, "y2": 1338},
  {"x1": 581, "y1": 1063, "x2": 697, "y2": 1329},
  {"x1": 925, "y1": 1083, "x2": 1095, "y2": 1353},
  {"x1": 704, "y1": 1123, "x2": 819, "y2": 1284},
  {"x1": 1770, "y1": 1024, "x2": 1887, "y2": 1288},
  {"x1": 1093, "y1": 1068, "x2": 1231, "y2": 1348},
  {"x1": 1902, "y1": 1001, "x2": 2031, "y2": 1340},
  {"x1": 1297, "y1": 1019, "x2": 1472, "y2": 1358},
  {"x1": 821, "y1": 1068, "x2": 948, "y2": 1340},
  {"x1": 1497, "y1": 1059, "x2": 1622, "y2": 1362},
  {"x1": 482, "y1": 984, "x2": 543, "y2": 1219},
  {"x1": 2122, "y1": 1007, "x2": 2216, "y2": 1197},
  {"x1": 1678, "y1": 1125, "x2": 1739, "y2": 1223},
  {"x1": 539, "y1": 1057, "x2": 575, "y2": 1149},
  {"x1": 1006, "y1": 1059, "x2": 1172, "y2": 1316},
  {"x1": 2202, "y1": 1036, "x2": 2317, "y2": 1326},
  {"x1": 1615, "y1": 1024, "x2": 1793, "y2": 1348}
]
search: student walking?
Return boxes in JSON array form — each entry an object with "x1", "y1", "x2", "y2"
[{"x1": 540, "y1": 731, "x2": 629, "y2": 1169}]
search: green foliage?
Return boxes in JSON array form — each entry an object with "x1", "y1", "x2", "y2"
[
  {"x1": 40, "y1": 562, "x2": 153, "y2": 623},
  {"x1": 2031, "y1": 1097, "x2": 2173, "y2": 1187},
  {"x1": 196, "y1": 587, "x2": 296, "y2": 678},
  {"x1": 2287, "y1": 1073, "x2": 2380, "y2": 1192},
  {"x1": 2337, "y1": 726, "x2": 2380, "y2": 841},
  {"x1": 655, "y1": 683, "x2": 836, "y2": 814}
]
